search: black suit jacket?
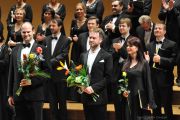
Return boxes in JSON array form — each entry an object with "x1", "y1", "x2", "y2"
[
  {"x1": 80, "y1": 48, "x2": 113, "y2": 105},
  {"x1": 123, "y1": 0, "x2": 152, "y2": 16},
  {"x1": 7, "y1": 42, "x2": 46, "y2": 101},
  {"x1": 45, "y1": 35, "x2": 70, "y2": 82},
  {"x1": 101, "y1": 12, "x2": 129, "y2": 39},
  {"x1": 147, "y1": 38, "x2": 177, "y2": 87},
  {"x1": 109, "y1": 36, "x2": 131, "y2": 83}
]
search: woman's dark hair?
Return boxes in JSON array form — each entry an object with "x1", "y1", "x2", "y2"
[
  {"x1": 122, "y1": 37, "x2": 145, "y2": 71},
  {"x1": 44, "y1": 7, "x2": 55, "y2": 19}
]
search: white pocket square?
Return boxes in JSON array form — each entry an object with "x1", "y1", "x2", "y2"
[{"x1": 99, "y1": 59, "x2": 105, "y2": 62}]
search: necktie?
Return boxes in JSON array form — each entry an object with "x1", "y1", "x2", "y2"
[{"x1": 23, "y1": 43, "x2": 31, "y2": 48}]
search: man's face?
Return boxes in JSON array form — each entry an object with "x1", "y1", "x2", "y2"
[
  {"x1": 140, "y1": 22, "x2": 150, "y2": 31},
  {"x1": 154, "y1": 24, "x2": 166, "y2": 38},
  {"x1": 50, "y1": 21, "x2": 61, "y2": 35},
  {"x1": 112, "y1": 1, "x2": 123, "y2": 15},
  {"x1": 89, "y1": 32, "x2": 102, "y2": 49},
  {"x1": 21, "y1": 23, "x2": 34, "y2": 43},
  {"x1": 87, "y1": 19, "x2": 99, "y2": 32},
  {"x1": 119, "y1": 23, "x2": 130, "y2": 35}
]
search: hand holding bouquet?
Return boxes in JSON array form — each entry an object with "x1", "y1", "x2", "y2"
[
  {"x1": 57, "y1": 61, "x2": 99, "y2": 102},
  {"x1": 16, "y1": 47, "x2": 50, "y2": 96}
]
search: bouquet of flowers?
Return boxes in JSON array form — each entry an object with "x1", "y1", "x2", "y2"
[
  {"x1": 57, "y1": 60, "x2": 99, "y2": 102},
  {"x1": 16, "y1": 47, "x2": 51, "y2": 96},
  {"x1": 118, "y1": 71, "x2": 129, "y2": 95}
]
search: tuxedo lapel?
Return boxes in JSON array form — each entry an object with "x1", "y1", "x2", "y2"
[
  {"x1": 152, "y1": 41, "x2": 156, "y2": 54},
  {"x1": 47, "y1": 38, "x2": 52, "y2": 57},
  {"x1": 161, "y1": 38, "x2": 167, "y2": 49},
  {"x1": 83, "y1": 51, "x2": 88, "y2": 67},
  {"x1": 17, "y1": 44, "x2": 23, "y2": 67},
  {"x1": 91, "y1": 49, "x2": 103, "y2": 70},
  {"x1": 52, "y1": 35, "x2": 64, "y2": 56},
  {"x1": 30, "y1": 42, "x2": 38, "y2": 53}
]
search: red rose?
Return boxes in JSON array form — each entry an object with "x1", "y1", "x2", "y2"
[
  {"x1": 36, "y1": 47, "x2": 42, "y2": 54},
  {"x1": 23, "y1": 54, "x2": 27, "y2": 60}
]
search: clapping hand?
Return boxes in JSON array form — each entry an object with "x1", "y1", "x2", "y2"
[{"x1": 144, "y1": 51, "x2": 150, "y2": 63}]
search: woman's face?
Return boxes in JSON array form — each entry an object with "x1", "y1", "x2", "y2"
[
  {"x1": 44, "y1": 11, "x2": 52, "y2": 22},
  {"x1": 15, "y1": 10, "x2": 24, "y2": 22},
  {"x1": 75, "y1": 5, "x2": 85, "y2": 18},
  {"x1": 126, "y1": 43, "x2": 138, "y2": 56}
]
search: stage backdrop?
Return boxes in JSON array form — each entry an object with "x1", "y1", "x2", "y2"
[{"x1": 0, "y1": 0, "x2": 161, "y2": 38}]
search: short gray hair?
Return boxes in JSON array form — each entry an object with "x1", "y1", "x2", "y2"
[{"x1": 138, "y1": 15, "x2": 152, "y2": 24}]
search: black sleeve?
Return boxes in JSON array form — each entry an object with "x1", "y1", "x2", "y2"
[{"x1": 24, "y1": 4, "x2": 33, "y2": 23}]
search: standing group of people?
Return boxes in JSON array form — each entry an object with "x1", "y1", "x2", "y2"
[{"x1": 0, "y1": 0, "x2": 180, "y2": 120}]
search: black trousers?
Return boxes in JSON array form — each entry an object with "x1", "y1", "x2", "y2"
[
  {"x1": 83, "y1": 104, "x2": 107, "y2": 120},
  {"x1": 153, "y1": 86, "x2": 173, "y2": 120},
  {"x1": 15, "y1": 100, "x2": 43, "y2": 120},
  {"x1": 49, "y1": 81, "x2": 67, "y2": 120}
]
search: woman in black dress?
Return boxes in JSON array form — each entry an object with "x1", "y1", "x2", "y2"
[
  {"x1": 122, "y1": 37, "x2": 156, "y2": 120},
  {"x1": 41, "y1": 0, "x2": 66, "y2": 35},
  {"x1": 6, "y1": 0, "x2": 33, "y2": 26},
  {"x1": 81, "y1": 0, "x2": 104, "y2": 23},
  {"x1": 41, "y1": 0, "x2": 66, "y2": 22},
  {"x1": 36, "y1": 7, "x2": 55, "y2": 45},
  {"x1": 70, "y1": 3, "x2": 88, "y2": 64},
  {"x1": 6, "y1": 8, "x2": 25, "y2": 49},
  {"x1": 68, "y1": 3, "x2": 88, "y2": 102}
]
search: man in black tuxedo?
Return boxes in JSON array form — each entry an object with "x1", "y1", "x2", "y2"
[
  {"x1": 80, "y1": 28, "x2": 113, "y2": 120},
  {"x1": 7, "y1": 22, "x2": 46, "y2": 120},
  {"x1": 146, "y1": 23, "x2": 177, "y2": 120},
  {"x1": 78, "y1": 16, "x2": 100, "y2": 54},
  {"x1": 45, "y1": 19, "x2": 70, "y2": 120},
  {"x1": 136, "y1": 15, "x2": 156, "y2": 51},
  {"x1": 158, "y1": 0, "x2": 180, "y2": 86},
  {"x1": 67, "y1": 17, "x2": 101, "y2": 101},
  {"x1": 101, "y1": 0, "x2": 129, "y2": 50}
]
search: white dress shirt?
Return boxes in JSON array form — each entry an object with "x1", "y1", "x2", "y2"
[
  {"x1": 86, "y1": 37, "x2": 90, "y2": 51},
  {"x1": 156, "y1": 37, "x2": 164, "y2": 53},
  {"x1": 51, "y1": 33, "x2": 61, "y2": 55},
  {"x1": 87, "y1": 46, "x2": 101, "y2": 74},
  {"x1": 21, "y1": 39, "x2": 35, "y2": 62}
]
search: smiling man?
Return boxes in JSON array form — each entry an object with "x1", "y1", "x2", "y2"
[{"x1": 7, "y1": 22, "x2": 46, "y2": 120}]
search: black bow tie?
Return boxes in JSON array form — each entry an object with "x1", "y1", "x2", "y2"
[
  {"x1": 51, "y1": 36, "x2": 58, "y2": 40},
  {"x1": 120, "y1": 37, "x2": 125, "y2": 41},
  {"x1": 156, "y1": 41, "x2": 163, "y2": 44},
  {"x1": 23, "y1": 43, "x2": 31, "y2": 48},
  {"x1": 112, "y1": 14, "x2": 119, "y2": 18}
]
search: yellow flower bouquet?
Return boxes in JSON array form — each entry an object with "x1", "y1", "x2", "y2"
[
  {"x1": 16, "y1": 47, "x2": 50, "y2": 96},
  {"x1": 57, "y1": 60, "x2": 99, "y2": 102}
]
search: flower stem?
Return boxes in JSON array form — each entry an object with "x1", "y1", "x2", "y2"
[{"x1": 16, "y1": 86, "x2": 23, "y2": 96}]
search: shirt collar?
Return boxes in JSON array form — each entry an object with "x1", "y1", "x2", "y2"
[
  {"x1": 52, "y1": 32, "x2": 61, "y2": 40},
  {"x1": 89, "y1": 46, "x2": 101, "y2": 54}
]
